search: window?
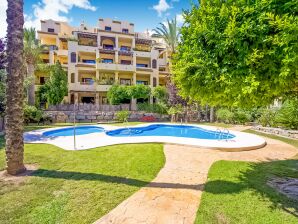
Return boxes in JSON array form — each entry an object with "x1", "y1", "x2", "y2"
[
  {"x1": 48, "y1": 28, "x2": 55, "y2": 33},
  {"x1": 81, "y1": 78, "x2": 94, "y2": 84},
  {"x1": 105, "y1": 26, "x2": 112, "y2": 31},
  {"x1": 122, "y1": 29, "x2": 129, "y2": 34},
  {"x1": 136, "y1": 64, "x2": 148, "y2": 68},
  {"x1": 82, "y1": 59, "x2": 96, "y2": 64},
  {"x1": 103, "y1": 44, "x2": 114, "y2": 50},
  {"x1": 136, "y1": 80, "x2": 148, "y2": 85},
  {"x1": 121, "y1": 60, "x2": 131, "y2": 65},
  {"x1": 71, "y1": 73, "x2": 75, "y2": 83},
  {"x1": 102, "y1": 58, "x2": 113, "y2": 64},
  {"x1": 120, "y1": 46, "x2": 130, "y2": 51},
  {"x1": 120, "y1": 79, "x2": 131, "y2": 85},
  {"x1": 152, "y1": 59, "x2": 157, "y2": 69},
  {"x1": 70, "y1": 52, "x2": 76, "y2": 63}
]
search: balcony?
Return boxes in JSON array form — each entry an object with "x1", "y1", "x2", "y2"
[
  {"x1": 135, "y1": 51, "x2": 151, "y2": 57},
  {"x1": 56, "y1": 49, "x2": 68, "y2": 56},
  {"x1": 97, "y1": 62, "x2": 117, "y2": 71},
  {"x1": 99, "y1": 45, "x2": 116, "y2": 54},
  {"x1": 69, "y1": 83, "x2": 112, "y2": 92},
  {"x1": 96, "y1": 62, "x2": 135, "y2": 72},
  {"x1": 117, "y1": 64, "x2": 135, "y2": 71}
]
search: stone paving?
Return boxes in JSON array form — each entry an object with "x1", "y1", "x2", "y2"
[{"x1": 94, "y1": 131, "x2": 298, "y2": 224}]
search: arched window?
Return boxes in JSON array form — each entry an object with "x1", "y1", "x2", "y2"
[
  {"x1": 70, "y1": 52, "x2": 76, "y2": 63},
  {"x1": 152, "y1": 59, "x2": 157, "y2": 69},
  {"x1": 153, "y1": 77, "x2": 157, "y2": 87}
]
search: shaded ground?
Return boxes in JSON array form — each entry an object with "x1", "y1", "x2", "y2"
[{"x1": 0, "y1": 137, "x2": 165, "y2": 224}]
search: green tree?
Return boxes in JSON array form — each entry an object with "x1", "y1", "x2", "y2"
[
  {"x1": 24, "y1": 28, "x2": 44, "y2": 105},
  {"x1": 107, "y1": 85, "x2": 129, "y2": 105},
  {"x1": 153, "y1": 17, "x2": 180, "y2": 54},
  {"x1": 44, "y1": 62, "x2": 68, "y2": 105},
  {"x1": 107, "y1": 84, "x2": 151, "y2": 105},
  {"x1": 127, "y1": 85, "x2": 151, "y2": 100},
  {"x1": 173, "y1": 0, "x2": 298, "y2": 108},
  {"x1": 152, "y1": 86, "x2": 168, "y2": 103}
]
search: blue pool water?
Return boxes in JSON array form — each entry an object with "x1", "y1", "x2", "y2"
[
  {"x1": 106, "y1": 124, "x2": 235, "y2": 140},
  {"x1": 43, "y1": 126, "x2": 104, "y2": 137}
]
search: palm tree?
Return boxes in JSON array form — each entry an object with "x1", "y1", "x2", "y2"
[
  {"x1": 5, "y1": 0, "x2": 26, "y2": 175},
  {"x1": 153, "y1": 17, "x2": 180, "y2": 55},
  {"x1": 24, "y1": 27, "x2": 43, "y2": 105},
  {"x1": 153, "y1": 17, "x2": 186, "y2": 107}
]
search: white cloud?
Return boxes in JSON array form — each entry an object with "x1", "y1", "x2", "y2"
[
  {"x1": 0, "y1": 1, "x2": 7, "y2": 38},
  {"x1": 0, "y1": 0, "x2": 97, "y2": 37},
  {"x1": 25, "y1": 0, "x2": 97, "y2": 31},
  {"x1": 176, "y1": 13, "x2": 184, "y2": 25},
  {"x1": 153, "y1": 0, "x2": 171, "y2": 17}
]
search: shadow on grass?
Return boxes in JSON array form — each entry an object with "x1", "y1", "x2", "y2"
[
  {"x1": 31, "y1": 169, "x2": 203, "y2": 190},
  {"x1": 203, "y1": 158, "x2": 298, "y2": 217}
]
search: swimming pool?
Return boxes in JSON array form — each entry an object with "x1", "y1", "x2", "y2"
[
  {"x1": 43, "y1": 126, "x2": 104, "y2": 137},
  {"x1": 106, "y1": 124, "x2": 235, "y2": 140},
  {"x1": 24, "y1": 123, "x2": 266, "y2": 151}
]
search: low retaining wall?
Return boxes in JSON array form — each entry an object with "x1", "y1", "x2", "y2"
[
  {"x1": 252, "y1": 126, "x2": 298, "y2": 139},
  {"x1": 47, "y1": 103, "x2": 131, "y2": 112},
  {"x1": 45, "y1": 110, "x2": 170, "y2": 123}
]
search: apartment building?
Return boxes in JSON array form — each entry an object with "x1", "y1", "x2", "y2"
[{"x1": 37, "y1": 18, "x2": 169, "y2": 105}]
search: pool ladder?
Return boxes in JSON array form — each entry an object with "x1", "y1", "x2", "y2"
[{"x1": 215, "y1": 128, "x2": 230, "y2": 141}]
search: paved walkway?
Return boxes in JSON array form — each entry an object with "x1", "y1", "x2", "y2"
[{"x1": 94, "y1": 133, "x2": 298, "y2": 224}]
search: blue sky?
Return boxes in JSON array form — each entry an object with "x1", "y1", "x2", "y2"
[{"x1": 0, "y1": 0, "x2": 192, "y2": 37}]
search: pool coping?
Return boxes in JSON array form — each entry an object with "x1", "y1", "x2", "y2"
[{"x1": 23, "y1": 123, "x2": 266, "y2": 151}]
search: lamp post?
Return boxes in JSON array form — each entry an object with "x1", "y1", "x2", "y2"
[{"x1": 73, "y1": 100, "x2": 76, "y2": 150}]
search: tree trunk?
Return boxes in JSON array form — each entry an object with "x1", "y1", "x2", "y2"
[
  {"x1": 197, "y1": 104, "x2": 201, "y2": 121},
  {"x1": 205, "y1": 105, "x2": 209, "y2": 122},
  {"x1": 5, "y1": 0, "x2": 26, "y2": 175},
  {"x1": 27, "y1": 63, "x2": 35, "y2": 105},
  {"x1": 210, "y1": 107, "x2": 215, "y2": 123}
]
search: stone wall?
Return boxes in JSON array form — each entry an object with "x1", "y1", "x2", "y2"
[
  {"x1": 47, "y1": 103, "x2": 131, "y2": 112},
  {"x1": 252, "y1": 126, "x2": 298, "y2": 139},
  {"x1": 45, "y1": 110, "x2": 170, "y2": 123}
]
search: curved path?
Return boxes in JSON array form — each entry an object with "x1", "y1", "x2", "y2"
[{"x1": 94, "y1": 132, "x2": 298, "y2": 224}]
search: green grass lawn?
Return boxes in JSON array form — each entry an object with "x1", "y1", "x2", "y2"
[
  {"x1": 196, "y1": 130, "x2": 298, "y2": 224},
  {"x1": 0, "y1": 127, "x2": 165, "y2": 223},
  {"x1": 244, "y1": 129, "x2": 298, "y2": 148}
]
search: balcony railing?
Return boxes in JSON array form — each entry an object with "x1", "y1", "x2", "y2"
[
  {"x1": 81, "y1": 59, "x2": 96, "y2": 64},
  {"x1": 43, "y1": 45, "x2": 58, "y2": 51}
]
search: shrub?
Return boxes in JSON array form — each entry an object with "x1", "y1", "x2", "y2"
[
  {"x1": 24, "y1": 105, "x2": 43, "y2": 124},
  {"x1": 216, "y1": 108, "x2": 234, "y2": 123},
  {"x1": 115, "y1": 110, "x2": 130, "y2": 122},
  {"x1": 233, "y1": 109, "x2": 252, "y2": 124},
  {"x1": 258, "y1": 108, "x2": 278, "y2": 127},
  {"x1": 140, "y1": 116, "x2": 156, "y2": 122},
  {"x1": 275, "y1": 99, "x2": 298, "y2": 129},
  {"x1": 137, "y1": 102, "x2": 168, "y2": 114}
]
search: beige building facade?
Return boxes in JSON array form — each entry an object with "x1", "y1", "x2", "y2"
[{"x1": 37, "y1": 18, "x2": 169, "y2": 105}]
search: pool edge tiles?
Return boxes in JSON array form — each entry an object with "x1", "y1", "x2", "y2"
[{"x1": 24, "y1": 123, "x2": 266, "y2": 151}]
